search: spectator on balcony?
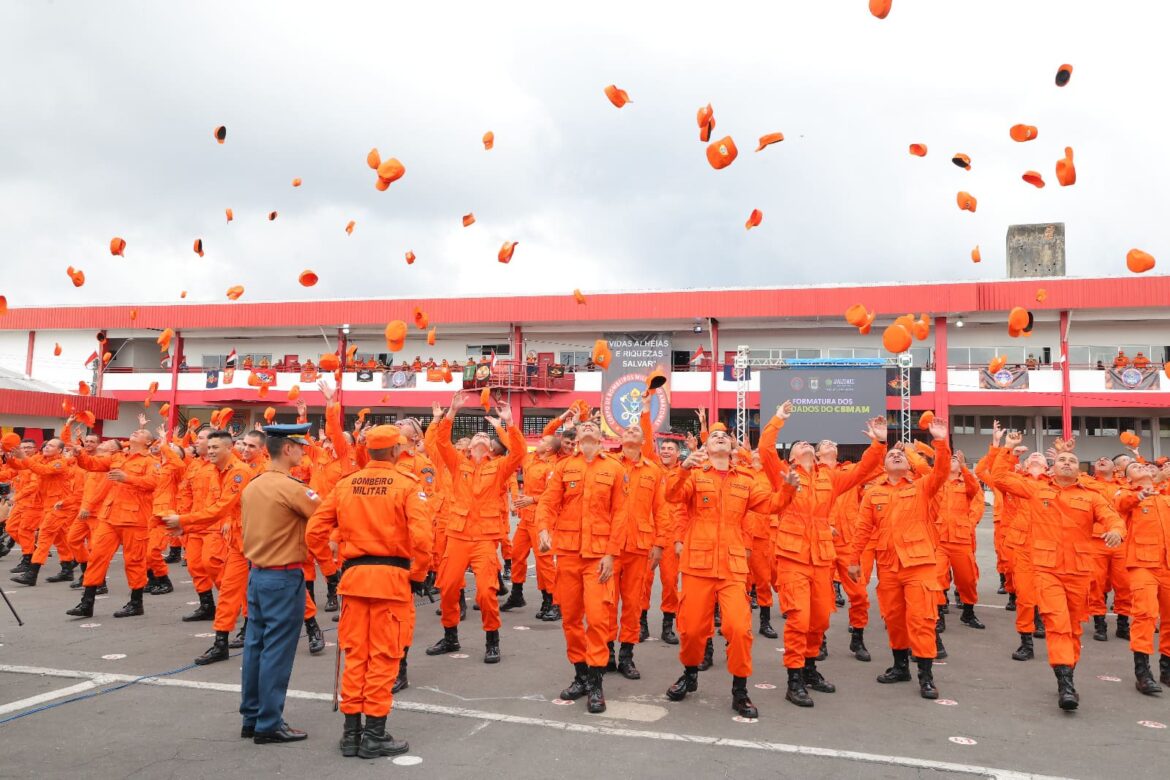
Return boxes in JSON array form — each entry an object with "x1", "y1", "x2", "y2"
[
  {"x1": 478, "y1": 355, "x2": 491, "y2": 369},
  {"x1": 1096, "y1": 360, "x2": 1106, "y2": 370},
  {"x1": 1134, "y1": 351, "x2": 1151, "y2": 370},
  {"x1": 584, "y1": 357, "x2": 596, "y2": 372},
  {"x1": 259, "y1": 357, "x2": 271, "y2": 369},
  {"x1": 1026, "y1": 354, "x2": 1038, "y2": 370},
  {"x1": 526, "y1": 351, "x2": 538, "y2": 378},
  {"x1": 440, "y1": 359, "x2": 450, "y2": 370},
  {"x1": 243, "y1": 356, "x2": 254, "y2": 369},
  {"x1": 451, "y1": 360, "x2": 462, "y2": 371},
  {"x1": 287, "y1": 358, "x2": 301, "y2": 372},
  {"x1": 411, "y1": 356, "x2": 423, "y2": 372},
  {"x1": 178, "y1": 359, "x2": 188, "y2": 371},
  {"x1": 424, "y1": 358, "x2": 437, "y2": 370},
  {"x1": 398, "y1": 361, "x2": 410, "y2": 373},
  {"x1": 1113, "y1": 350, "x2": 1130, "y2": 369}
]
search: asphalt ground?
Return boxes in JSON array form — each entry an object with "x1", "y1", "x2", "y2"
[{"x1": 1, "y1": 513, "x2": 1168, "y2": 780}]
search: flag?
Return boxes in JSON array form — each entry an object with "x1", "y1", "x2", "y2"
[
  {"x1": 160, "y1": 353, "x2": 172, "y2": 369},
  {"x1": 225, "y1": 349, "x2": 238, "y2": 369},
  {"x1": 489, "y1": 350, "x2": 498, "y2": 368},
  {"x1": 689, "y1": 346, "x2": 705, "y2": 365},
  {"x1": 83, "y1": 350, "x2": 99, "y2": 367}
]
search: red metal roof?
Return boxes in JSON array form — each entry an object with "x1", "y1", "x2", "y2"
[
  {"x1": 0, "y1": 389, "x2": 119, "y2": 420},
  {"x1": 2, "y1": 276, "x2": 1166, "y2": 331}
]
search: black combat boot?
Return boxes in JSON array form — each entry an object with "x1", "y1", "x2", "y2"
[
  {"x1": 10, "y1": 561, "x2": 40, "y2": 586},
  {"x1": 426, "y1": 626, "x2": 461, "y2": 655},
  {"x1": 666, "y1": 666, "x2": 699, "y2": 701},
  {"x1": 816, "y1": 637, "x2": 828, "y2": 661},
  {"x1": 195, "y1": 631, "x2": 230, "y2": 665},
  {"x1": 96, "y1": 579, "x2": 108, "y2": 595},
  {"x1": 587, "y1": 668, "x2": 606, "y2": 713},
  {"x1": 917, "y1": 658, "x2": 938, "y2": 699},
  {"x1": 71, "y1": 562, "x2": 88, "y2": 589},
  {"x1": 731, "y1": 676, "x2": 758, "y2": 718},
  {"x1": 113, "y1": 588, "x2": 145, "y2": 618},
  {"x1": 960, "y1": 603, "x2": 985, "y2": 629},
  {"x1": 1005, "y1": 592, "x2": 1017, "y2": 611},
  {"x1": 1011, "y1": 633, "x2": 1034, "y2": 661},
  {"x1": 182, "y1": 590, "x2": 216, "y2": 622},
  {"x1": 876, "y1": 649, "x2": 912, "y2": 683},
  {"x1": 697, "y1": 637, "x2": 714, "y2": 671},
  {"x1": 459, "y1": 589, "x2": 468, "y2": 621},
  {"x1": 1033, "y1": 608, "x2": 1046, "y2": 638},
  {"x1": 497, "y1": 571, "x2": 509, "y2": 598},
  {"x1": 1161, "y1": 654, "x2": 1170, "y2": 686},
  {"x1": 229, "y1": 618, "x2": 247, "y2": 649},
  {"x1": 500, "y1": 581, "x2": 526, "y2": 611},
  {"x1": 1054, "y1": 665, "x2": 1079, "y2": 710},
  {"x1": 164, "y1": 545, "x2": 182, "y2": 564},
  {"x1": 1134, "y1": 652, "x2": 1162, "y2": 695},
  {"x1": 1116, "y1": 615, "x2": 1131, "y2": 640},
  {"x1": 997, "y1": 573, "x2": 1007, "y2": 595},
  {"x1": 785, "y1": 667, "x2": 813, "y2": 707},
  {"x1": 833, "y1": 581, "x2": 845, "y2": 608},
  {"x1": 661, "y1": 612, "x2": 679, "y2": 644},
  {"x1": 606, "y1": 640, "x2": 618, "y2": 672},
  {"x1": 713, "y1": 603, "x2": 721, "y2": 628},
  {"x1": 758, "y1": 606, "x2": 778, "y2": 639},
  {"x1": 305, "y1": 617, "x2": 325, "y2": 654},
  {"x1": 1093, "y1": 615, "x2": 1108, "y2": 642},
  {"x1": 8, "y1": 554, "x2": 31, "y2": 574},
  {"x1": 357, "y1": 715, "x2": 408, "y2": 759},
  {"x1": 803, "y1": 657, "x2": 836, "y2": 693},
  {"x1": 617, "y1": 642, "x2": 640, "y2": 679},
  {"x1": 936, "y1": 604, "x2": 946, "y2": 633},
  {"x1": 561, "y1": 662, "x2": 590, "y2": 700},
  {"x1": 45, "y1": 561, "x2": 76, "y2": 583},
  {"x1": 503, "y1": 560, "x2": 512, "y2": 581},
  {"x1": 339, "y1": 713, "x2": 362, "y2": 757},
  {"x1": 324, "y1": 572, "x2": 340, "y2": 612},
  {"x1": 146, "y1": 574, "x2": 174, "y2": 595},
  {"x1": 535, "y1": 590, "x2": 552, "y2": 620},
  {"x1": 849, "y1": 626, "x2": 871, "y2": 662},
  {"x1": 639, "y1": 610, "x2": 650, "y2": 641},
  {"x1": 392, "y1": 647, "x2": 410, "y2": 693},
  {"x1": 543, "y1": 602, "x2": 562, "y2": 622},
  {"x1": 66, "y1": 585, "x2": 97, "y2": 617},
  {"x1": 484, "y1": 630, "x2": 501, "y2": 664},
  {"x1": 935, "y1": 630, "x2": 948, "y2": 659}
]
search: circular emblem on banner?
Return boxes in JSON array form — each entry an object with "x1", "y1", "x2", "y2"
[
  {"x1": 992, "y1": 369, "x2": 1014, "y2": 388},
  {"x1": 789, "y1": 376, "x2": 805, "y2": 392},
  {"x1": 391, "y1": 371, "x2": 409, "y2": 388},
  {"x1": 1121, "y1": 368, "x2": 1143, "y2": 388},
  {"x1": 475, "y1": 365, "x2": 492, "y2": 381},
  {"x1": 602, "y1": 373, "x2": 666, "y2": 433}
]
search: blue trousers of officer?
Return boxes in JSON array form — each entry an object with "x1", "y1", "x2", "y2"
[{"x1": 240, "y1": 567, "x2": 306, "y2": 732}]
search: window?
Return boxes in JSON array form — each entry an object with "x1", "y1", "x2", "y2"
[
  {"x1": 1086, "y1": 417, "x2": 1120, "y2": 437},
  {"x1": 467, "y1": 344, "x2": 511, "y2": 358},
  {"x1": 560, "y1": 351, "x2": 591, "y2": 368},
  {"x1": 986, "y1": 416, "x2": 1032, "y2": 436},
  {"x1": 523, "y1": 415, "x2": 557, "y2": 437},
  {"x1": 1043, "y1": 416, "x2": 1064, "y2": 436},
  {"x1": 952, "y1": 415, "x2": 976, "y2": 435},
  {"x1": 1160, "y1": 419, "x2": 1170, "y2": 438},
  {"x1": 202, "y1": 355, "x2": 224, "y2": 370}
]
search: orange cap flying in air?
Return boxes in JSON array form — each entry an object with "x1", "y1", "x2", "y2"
[
  {"x1": 287, "y1": 385, "x2": 301, "y2": 401},
  {"x1": 462, "y1": 213, "x2": 475, "y2": 227},
  {"x1": 319, "y1": 353, "x2": 340, "y2": 371},
  {"x1": 405, "y1": 250, "x2": 416, "y2": 265},
  {"x1": 159, "y1": 403, "x2": 170, "y2": 418},
  {"x1": 1120, "y1": 431, "x2": 1141, "y2": 448},
  {"x1": 385, "y1": 320, "x2": 407, "y2": 352},
  {"x1": 377, "y1": 158, "x2": 405, "y2": 184},
  {"x1": 78, "y1": 381, "x2": 91, "y2": 396},
  {"x1": 480, "y1": 387, "x2": 493, "y2": 411},
  {"x1": 911, "y1": 314, "x2": 930, "y2": 341},
  {"x1": 1036, "y1": 288, "x2": 1048, "y2": 302},
  {"x1": 367, "y1": 148, "x2": 381, "y2": 170},
  {"x1": 646, "y1": 368, "x2": 668, "y2": 391},
  {"x1": 1055, "y1": 64, "x2": 1073, "y2": 87},
  {"x1": 292, "y1": 178, "x2": 302, "y2": 187},
  {"x1": 298, "y1": 270, "x2": 318, "y2": 287},
  {"x1": 971, "y1": 246, "x2": 982, "y2": 263},
  {"x1": 604, "y1": 85, "x2": 631, "y2": 108},
  {"x1": 214, "y1": 126, "x2": 227, "y2": 144},
  {"x1": 869, "y1": 0, "x2": 892, "y2": 19},
  {"x1": 219, "y1": 408, "x2": 234, "y2": 428},
  {"x1": 908, "y1": 143, "x2": 927, "y2": 157},
  {"x1": 845, "y1": 304, "x2": 870, "y2": 328},
  {"x1": 918, "y1": 411, "x2": 934, "y2": 430},
  {"x1": 1022, "y1": 171, "x2": 1045, "y2": 188},
  {"x1": 345, "y1": 220, "x2": 355, "y2": 235},
  {"x1": 413, "y1": 307, "x2": 429, "y2": 330},
  {"x1": 226, "y1": 285, "x2": 245, "y2": 301},
  {"x1": 268, "y1": 211, "x2": 278, "y2": 221},
  {"x1": 745, "y1": 209, "x2": 763, "y2": 230},
  {"x1": 573, "y1": 289, "x2": 586, "y2": 304},
  {"x1": 1056, "y1": 147, "x2": 1076, "y2": 186},
  {"x1": 193, "y1": 239, "x2": 204, "y2": 257},
  {"x1": 110, "y1": 237, "x2": 126, "y2": 256},
  {"x1": 697, "y1": 104, "x2": 715, "y2": 142},
  {"x1": 1010, "y1": 124, "x2": 1039, "y2": 142},
  {"x1": 225, "y1": 208, "x2": 233, "y2": 223},
  {"x1": 1008, "y1": 306, "x2": 1030, "y2": 331},
  {"x1": 756, "y1": 132, "x2": 784, "y2": 152},
  {"x1": 499, "y1": 241, "x2": 518, "y2": 264},
  {"x1": 264, "y1": 407, "x2": 277, "y2": 424},
  {"x1": 951, "y1": 153, "x2": 971, "y2": 170},
  {"x1": 882, "y1": 323, "x2": 912, "y2": 354},
  {"x1": 427, "y1": 327, "x2": 436, "y2": 346},
  {"x1": 66, "y1": 266, "x2": 85, "y2": 287},
  {"x1": 957, "y1": 192, "x2": 977, "y2": 212},
  {"x1": 989, "y1": 355, "x2": 1007, "y2": 374},
  {"x1": 483, "y1": 131, "x2": 494, "y2": 150},
  {"x1": 1, "y1": 432, "x2": 21, "y2": 452},
  {"x1": 1127, "y1": 249, "x2": 1156, "y2": 274},
  {"x1": 53, "y1": 343, "x2": 62, "y2": 356},
  {"x1": 706, "y1": 136, "x2": 738, "y2": 170},
  {"x1": 592, "y1": 339, "x2": 613, "y2": 369},
  {"x1": 157, "y1": 328, "x2": 174, "y2": 353}
]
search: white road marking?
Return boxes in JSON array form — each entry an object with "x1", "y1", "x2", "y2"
[
  {"x1": 0, "y1": 663, "x2": 1074, "y2": 779},
  {"x1": 0, "y1": 677, "x2": 115, "y2": 716}
]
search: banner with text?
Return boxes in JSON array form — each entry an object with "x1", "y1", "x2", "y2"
[
  {"x1": 758, "y1": 368, "x2": 885, "y2": 445},
  {"x1": 601, "y1": 332, "x2": 672, "y2": 435},
  {"x1": 1105, "y1": 367, "x2": 1161, "y2": 391}
]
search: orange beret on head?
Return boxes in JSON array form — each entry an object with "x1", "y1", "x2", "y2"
[
  {"x1": 709, "y1": 422, "x2": 728, "y2": 434},
  {"x1": 366, "y1": 425, "x2": 402, "y2": 450}
]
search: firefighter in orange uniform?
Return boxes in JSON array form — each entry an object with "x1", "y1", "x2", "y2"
[
  {"x1": 1082, "y1": 457, "x2": 1132, "y2": 642},
  {"x1": 501, "y1": 432, "x2": 560, "y2": 619},
  {"x1": 306, "y1": 425, "x2": 432, "y2": 758},
  {"x1": 536, "y1": 418, "x2": 628, "y2": 714},
  {"x1": 5, "y1": 440, "x2": 42, "y2": 573},
  {"x1": 176, "y1": 427, "x2": 227, "y2": 621},
  {"x1": 68, "y1": 426, "x2": 159, "y2": 619},
  {"x1": 67, "y1": 438, "x2": 117, "y2": 593},
  {"x1": 145, "y1": 431, "x2": 185, "y2": 595},
  {"x1": 665, "y1": 410, "x2": 794, "y2": 719},
  {"x1": 1116, "y1": 462, "x2": 1170, "y2": 693},
  {"x1": 848, "y1": 415, "x2": 952, "y2": 700},
  {"x1": 932, "y1": 451, "x2": 986, "y2": 630},
  {"x1": 989, "y1": 425, "x2": 1125, "y2": 710},
  {"x1": 638, "y1": 400, "x2": 682, "y2": 644},
  {"x1": 746, "y1": 451, "x2": 780, "y2": 640},
  {"x1": 7, "y1": 434, "x2": 77, "y2": 586},
  {"x1": 426, "y1": 391, "x2": 526, "y2": 663},
  {"x1": 760, "y1": 413, "x2": 886, "y2": 708}
]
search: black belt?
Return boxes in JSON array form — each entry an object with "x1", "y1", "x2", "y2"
[{"x1": 341, "y1": 555, "x2": 410, "y2": 574}]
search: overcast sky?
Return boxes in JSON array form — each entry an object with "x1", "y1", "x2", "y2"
[{"x1": 2, "y1": 1, "x2": 1166, "y2": 308}]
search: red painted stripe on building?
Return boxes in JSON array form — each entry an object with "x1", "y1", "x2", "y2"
[{"x1": 0, "y1": 389, "x2": 119, "y2": 420}]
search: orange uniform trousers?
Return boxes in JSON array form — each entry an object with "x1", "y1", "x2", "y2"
[
  {"x1": 554, "y1": 553, "x2": 615, "y2": 668},
  {"x1": 510, "y1": 523, "x2": 556, "y2": 592},
  {"x1": 31, "y1": 508, "x2": 74, "y2": 566},
  {"x1": 146, "y1": 518, "x2": 171, "y2": 578},
  {"x1": 936, "y1": 541, "x2": 980, "y2": 606},
  {"x1": 438, "y1": 537, "x2": 500, "y2": 631},
  {"x1": 749, "y1": 535, "x2": 776, "y2": 608},
  {"x1": 213, "y1": 545, "x2": 250, "y2": 632},
  {"x1": 677, "y1": 573, "x2": 753, "y2": 677},
  {"x1": 81, "y1": 522, "x2": 148, "y2": 590},
  {"x1": 609, "y1": 550, "x2": 649, "y2": 645},
  {"x1": 834, "y1": 554, "x2": 871, "y2": 628},
  {"x1": 66, "y1": 516, "x2": 95, "y2": 564},
  {"x1": 185, "y1": 530, "x2": 227, "y2": 594},
  {"x1": 1127, "y1": 567, "x2": 1170, "y2": 657},
  {"x1": 641, "y1": 543, "x2": 679, "y2": 614},
  {"x1": 994, "y1": 520, "x2": 1010, "y2": 575},
  {"x1": 776, "y1": 560, "x2": 834, "y2": 669},
  {"x1": 874, "y1": 563, "x2": 940, "y2": 659},
  {"x1": 1006, "y1": 546, "x2": 1038, "y2": 633},
  {"x1": 338, "y1": 595, "x2": 409, "y2": 717},
  {"x1": 1034, "y1": 570, "x2": 1090, "y2": 667},
  {"x1": 1088, "y1": 544, "x2": 1131, "y2": 616},
  {"x1": 8, "y1": 505, "x2": 41, "y2": 555}
]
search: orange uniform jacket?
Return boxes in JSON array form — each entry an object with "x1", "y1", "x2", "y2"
[
  {"x1": 305, "y1": 460, "x2": 433, "y2": 598},
  {"x1": 74, "y1": 450, "x2": 158, "y2": 527},
  {"x1": 433, "y1": 416, "x2": 526, "y2": 542},
  {"x1": 1117, "y1": 491, "x2": 1170, "y2": 569},
  {"x1": 933, "y1": 468, "x2": 984, "y2": 545},
  {"x1": 518, "y1": 453, "x2": 557, "y2": 529},
  {"x1": 152, "y1": 447, "x2": 185, "y2": 515},
  {"x1": 80, "y1": 471, "x2": 113, "y2": 517},
  {"x1": 536, "y1": 451, "x2": 628, "y2": 558},
  {"x1": 177, "y1": 455, "x2": 253, "y2": 535},
  {"x1": 178, "y1": 457, "x2": 218, "y2": 517},
  {"x1": 850, "y1": 439, "x2": 951, "y2": 570},
  {"x1": 11, "y1": 470, "x2": 42, "y2": 512},
  {"x1": 989, "y1": 448, "x2": 1125, "y2": 574},
  {"x1": 618, "y1": 454, "x2": 667, "y2": 553},
  {"x1": 9, "y1": 454, "x2": 73, "y2": 508}
]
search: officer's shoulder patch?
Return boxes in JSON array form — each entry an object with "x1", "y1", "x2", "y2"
[
  {"x1": 306, "y1": 488, "x2": 319, "y2": 501},
  {"x1": 233, "y1": 474, "x2": 244, "y2": 483},
  {"x1": 418, "y1": 492, "x2": 428, "y2": 501}
]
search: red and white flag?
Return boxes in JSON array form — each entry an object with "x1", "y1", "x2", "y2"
[
  {"x1": 83, "y1": 350, "x2": 99, "y2": 367},
  {"x1": 689, "y1": 346, "x2": 705, "y2": 365}
]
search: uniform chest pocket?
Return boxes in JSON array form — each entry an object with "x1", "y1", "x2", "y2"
[
  {"x1": 447, "y1": 505, "x2": 469, "y2": 533},
  {"x1": 562, "y1": 471, "x2": 585, "y2": 497},
  {"x1": 728, "y1": 545, "x2": 749, "y2": 574},
  {"x1": 588, "y1": 521, "x2": 612, "y2": 554},
  {"x1": 686, "y1": 539, "x2": 715, "y2": 571},
  {"x1": 1032, "y1": 537, "x2": 1058, "y2": 568}
]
